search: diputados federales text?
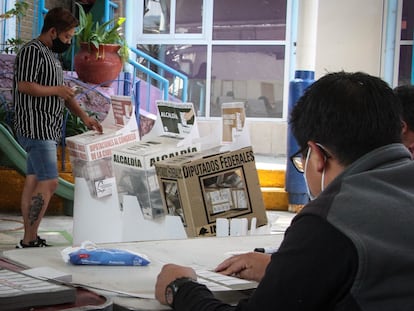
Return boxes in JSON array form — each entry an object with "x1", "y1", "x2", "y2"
[{"x1": 155, "y1": 149, "x2": 255, "y2": 179}]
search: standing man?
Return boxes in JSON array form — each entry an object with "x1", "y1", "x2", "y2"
[
  {"x1": 13, "y1": 7, "x2": 102, "y2": 248},
  {"x1": 155, "y1": 72, "x2": 414, "y2": 310},
  {"x1": 394, "y1": 85, "x2": 414, "y2": 156}
]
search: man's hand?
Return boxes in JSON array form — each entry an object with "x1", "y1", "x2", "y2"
[
  {"x1": 83, "y1": 116, "x2": 103, "y2": 133},
  {"x1": 64, "y1": 94, "x2": 103, "y2": 134},
  {"x1": 214, "y1": 252, "x2": 271, "y2": 282},
  {"x1": 155, "y1": 264, "x2": 197, "y2": 305},
  {"x1": 57, "y1": 85, "x2": 75, "y2": 101}
]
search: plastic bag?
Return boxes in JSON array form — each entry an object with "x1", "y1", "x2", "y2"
[{"x1": 61, "y1": 241, "x2": 150, "y2": 266}]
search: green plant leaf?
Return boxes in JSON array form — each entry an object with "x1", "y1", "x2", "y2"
[{"x1": 75, "y1": 2, "x2": 128, "y2": 63}]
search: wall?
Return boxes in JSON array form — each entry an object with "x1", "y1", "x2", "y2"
[
  {"x1": 19, "y1": 0, "x2": 72, "y2": 41},
  {"x1": 213, "y1": 0, "x2": 387, "y2": 157},
  {"x1": 243, "y1": 0, "x2": 386, "y2": 157},
  {"x1": 198, "y1": 119, "x2": 287, "y2": 156},
  {"x1": 315, "y1": 0, "x2": 384, "y2": 78}
]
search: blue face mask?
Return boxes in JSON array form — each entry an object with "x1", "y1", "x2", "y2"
[{"x1": 303, "y1": 146, "x2": 326, "y2": 201}]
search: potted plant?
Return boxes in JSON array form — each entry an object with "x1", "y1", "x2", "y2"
[{"x1": 74, "y1": 3, "x2": 129, "y2": 86}]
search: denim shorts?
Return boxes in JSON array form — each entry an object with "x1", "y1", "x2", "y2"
[{"x1": 18, "y1": 136, "x2": 58, "y2": 181}]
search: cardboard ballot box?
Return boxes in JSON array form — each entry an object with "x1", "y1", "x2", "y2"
[
  {"x1": 155, "y1": 146, "x2": 267, "y2": 237},
  {"x1": 66, "y1": 95, "x2": 139, "y2": 198},
  {"x1": 66, "y1": 128, "x2": 138, "y2": 162},
  {"x1": 112, "y1": 137, "x2": 199, "y2": 219}
]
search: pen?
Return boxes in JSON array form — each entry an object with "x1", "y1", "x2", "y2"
[{"x1": 253, "y1": 247, "x2": 278, "y2": 254}]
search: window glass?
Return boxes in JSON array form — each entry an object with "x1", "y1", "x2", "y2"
[
  {"x1": 164, "y1": 44, "x2": 208, "y2": 115},
  {"x1": 401, "y1": 0, "x2": 414, "y2": 40},
  {"x1": 138, "y1": 1, "x2": 288, "y2": 119},
  {"x1": 398, "y1": 45, "x2": 412, "y2": 86},
  {"x1": 398, "y1": 0, "x2": 413, "y2": 85},
  {"x1": 213, "y1": 0, "x2": 286, "y2": 40},
  {"x1": 136, "y1": 44, "x2": 208, "y2": 116},
  {"x1": 143, "y1": 0, "x2": 171, "y2": 34},
  {"x1": 210, "y1": 45, "x2": 285, "y2": 118},
  {"x1": 175, "y1": 0, "x2": 203, "y2": 34}
]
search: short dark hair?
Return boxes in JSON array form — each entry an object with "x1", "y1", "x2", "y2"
[
  {"x1": 41, "y1": 7, "x2": 78, "y2": 34},
  {"x1": 394, "y1": 85, "x2": 414, "y2": 131},
  {"x1": 290, "y1": 71, "x2": 402, "y2": 165}
]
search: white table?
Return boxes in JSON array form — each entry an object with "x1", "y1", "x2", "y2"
[{"x1": 3, "y1": 234, "x2": 284, "y2": 310}]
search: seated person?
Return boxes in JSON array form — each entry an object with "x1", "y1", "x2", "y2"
[{"x1": 155, "y1": 71, "x2": 414, "y2": 310}]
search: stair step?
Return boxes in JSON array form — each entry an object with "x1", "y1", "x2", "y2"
[
  {"x1": 261, "y1": 187, "x2": 288, "y2": 211},
  {"x1": 255, "y1": 158, "x2": 288, "y2": 211},
  {"x1": 257, "y1": 168, "x2": 285, "y2": 188}
]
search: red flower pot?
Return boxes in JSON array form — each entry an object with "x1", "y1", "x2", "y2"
[{"x1": 74, "y1": 42, "x2": 122, "y2": 86}]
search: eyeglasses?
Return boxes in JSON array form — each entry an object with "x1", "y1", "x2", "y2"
[
  {"x1": 290, "y1": 144, "x2": 332, "y2": 173},
  {"x1": 290, "y1": 147, "x2": 308, "y2": 173}
]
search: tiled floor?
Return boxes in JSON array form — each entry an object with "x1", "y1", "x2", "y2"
[
  {"x1": 0, "y1": 210, "x2": 295, "y2": 254},
  {"x1": 0, "y1": 214, "x2": 74, "y2": 253}
]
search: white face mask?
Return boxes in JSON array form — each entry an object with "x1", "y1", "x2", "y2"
[{"x1": 304, "y1": 146, "x2": 326, "y2": 201}]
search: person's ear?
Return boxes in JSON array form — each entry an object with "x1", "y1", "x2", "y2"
[
  {"x1": 308, "y1": 141, "x2": 326, "y2": 173},
  {"x1": 402, "y1": 121, "x2": 408, "y2": 135},
  {"x1": 49, "y1": 27, "x2": 58, "y2": 39}
]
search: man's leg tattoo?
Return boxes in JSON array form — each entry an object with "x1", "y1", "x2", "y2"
[{"x1": 29, "y1": 193, "x2": 44, "y2": 225}]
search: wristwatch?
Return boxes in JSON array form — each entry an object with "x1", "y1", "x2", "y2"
[{"x1": 165, "y1": 277, "x2": 195, "y2": 307}]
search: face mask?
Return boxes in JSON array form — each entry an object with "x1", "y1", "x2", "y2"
[
  {"x1": 303, "y1": 146, "x2": 326, "y2": 201},
  {"x1": 52, "y1": 36, "x2": 71, "y2": 54}
]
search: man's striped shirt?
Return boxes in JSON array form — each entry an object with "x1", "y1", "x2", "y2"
[{"x1": 13, "y1": 38, "x2": 65, "y2": 141}]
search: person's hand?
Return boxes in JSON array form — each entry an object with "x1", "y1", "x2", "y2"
[
  {"x1": 214, "y1": 252, "x2": 271, "y2": 282},
  {"x1": 84, "y1": 116, "x2": 103, "y2": 133},
  {"x1": 183, "y1": 109, "x2": 194, "y2": 120},
  {"x1": 155, "y1": 264, "x2": 197, "y2": 305},
  {"x1": 57, "y1": 85, "x2": 75, "y2": 101}
]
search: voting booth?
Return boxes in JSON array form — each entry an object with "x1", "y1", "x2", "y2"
[
  {"x1": 68, "y1": 100, "x2": 200, "y2": 244},
  {"x1": 67, "y1": 97, "x2": 265, "y2": 244},
  {"x1": 66, "y1": 95, "x2": 139, "y2": 244},
  {"x1": 112, "y1": 101, "x2": 201, "y2": 221}
]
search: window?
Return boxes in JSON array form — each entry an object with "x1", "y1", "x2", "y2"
[
  {"x1": 210, "y1": 45, "x2": 285, "y2": 118},
  {"x1": 143, "y1": 0, "x2": 203, "y2": 34},
  {"x1": 212, "y1": 0, "x2": 286, "y2": 40},
  {"x1": 398, "y1": 0, "x2": 414, "y2": 85},
  {"x1": 143, "y1": 0, "x2": 171, "y2": 34},
  {"x1": 136, "y1": 0, "x2": 289, "y2": 118},
  {"x1": 0, "y1": 0, "x2": 18, "y2": 53}
]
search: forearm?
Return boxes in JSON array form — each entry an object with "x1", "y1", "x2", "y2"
[
  {"x1": 239, "y1": 215, "x2": 358, "y2": 310},
  {"x1": 65, "y1": 97, "x2": 103, "y2": 133},
  {"x1": 65, "y1": 97, "x2": 89, "y2": 122},
  {"x1": 174, "y1": 216, "x2": 357, "y2": 311},
  {"x1": 175, "y1": 282, "x2": 235, "y2": 311},
  {"x1": 18, "y1": 81, "x2": 59, "y2": 97}
]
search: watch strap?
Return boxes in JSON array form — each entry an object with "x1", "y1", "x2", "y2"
[{"x1": 166, "y1": 277, "x2": 196, "y2": 307}]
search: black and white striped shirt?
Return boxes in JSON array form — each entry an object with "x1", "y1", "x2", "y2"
[{"x1": 13, "y1": 38, "x2": 65, "y2": 141}]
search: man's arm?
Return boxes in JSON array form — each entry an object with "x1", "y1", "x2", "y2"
[
  {"x1": 234, "y1": 215, "x2": 358, "y2": 310},
  {"x1": 18, "y1": 81, "x2": 103, "y2": 133},
  {"x1": 155, "y1": 215, "x2": 358, "y2": 311},
  {"x1": 17, "y1": 81, "x2": 74, "y2": 101},
  {"x1": 215, "y1": 252, "x2": 271, "y2": 282},
  {"x1": 65, "y1": 96, "x2": 103, "y2": 133}
]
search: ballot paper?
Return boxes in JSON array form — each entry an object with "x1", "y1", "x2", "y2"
[{"x1": 195, "y1": 269, "x2": 257, "y2": 291}]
